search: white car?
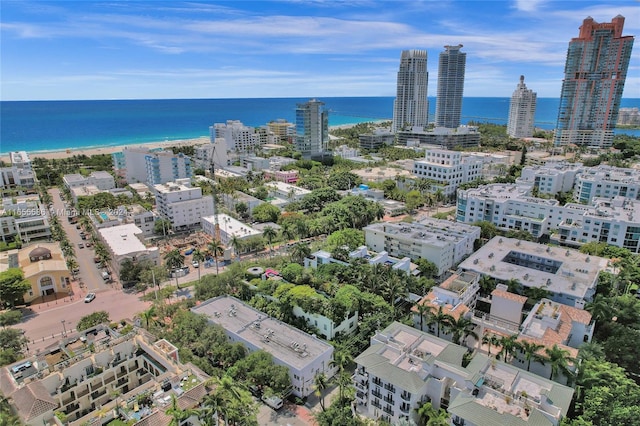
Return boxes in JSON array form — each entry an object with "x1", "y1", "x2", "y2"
[
  {"x1": 84, "y1": 293, "x2": 96, "y2": 303},
  {"x1": 192, "y1": 260, "x2": 199, "y2": 268}
]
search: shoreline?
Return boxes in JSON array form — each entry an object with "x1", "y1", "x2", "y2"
[
  {"x1": 0, "y1": 136, "x2": 211, "y2": 163},
  {"x1": 0, "y1": 122, "x2": 376, "y2": 163}
]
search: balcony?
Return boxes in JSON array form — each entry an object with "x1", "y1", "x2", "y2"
[
  {"x1": 372, "y1": 390, "x2": 382, "y2": 399},
  {"x1": 103, "y1": 374, "x2": 116, "y2": 385},
  {"x1": 372, "y1": 377, "x2": 383, "y2": 386},
  {"x1": 384, "y1": 383, "x2": 396, "y2": 393},
  {"x1": 401, "y1": 391, "x2": 411, "y2": 401},
  {"x1": 355, "y1": 381, "x2": 368, "y2": 392},
  {"x1": 400, "y1": 404, "x2": 410, "y2": 413},
  {"x1": 383, "y1": 406, "x2": 394, "y2": 416},
  {"x1": 371, "y1": 399, "x2": 382, "y2": 409},
  {"x1": 76, "y1": 386, "x2": 89, "y2": 398},
  {"x1": 90, "y1": 389, "x2": 107, "y2": 400},
  {"x1": 383, "y1": 395, "x2": 395, "y2": 405}
]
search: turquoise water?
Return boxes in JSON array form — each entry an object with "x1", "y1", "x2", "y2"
[
  {"x1": 1, "y1": 97, "x2": 638, "y2": 155},
  {"x1": 99, "y1": 212, "x2": 109, "y2": 221}
]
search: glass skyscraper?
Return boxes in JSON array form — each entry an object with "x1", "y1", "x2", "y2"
[
  {"x1": 554, "y1": 16, "x2": 634, "y2": 148},
  {"x1": 295, "y1": 99, "x2": 329, "y2": 159},
  {"x1": 392, "y1": 49, "x2": 429, "y2": 133},
  {"x1": 435, "y1": 45, "x2": 466, "y2": 129}
]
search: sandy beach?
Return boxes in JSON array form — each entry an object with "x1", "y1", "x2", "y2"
[
  {"x1": 0, "y1": 122, "x2": 378, "y2": 165},
  {"x1": 0, "y1": 136, "x2": 211, "y2": 163}
]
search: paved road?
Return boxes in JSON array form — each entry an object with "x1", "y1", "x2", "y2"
[
  {"x1": 48, "y1": 187, "x2": 109, "y2": 292},
  {"x1": 19, "y1": 287, "x2": 152, "y2": 354}
]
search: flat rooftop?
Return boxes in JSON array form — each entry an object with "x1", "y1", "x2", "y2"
[
  {"x1": 192, "y1": 296, "x2": 333, "y2": 371},
  {"x1": 459, "y1": 237, "x2": 608, "y2": 299},
  {"x1": 99, "y1": 223, "x2": 148, "y2": 255},
  {"x1": 202, "y1": 214, "x2": 261, "y2": 239},
  {"x1": 365, "y1": 220, "x2": 478, "y2": 247}
]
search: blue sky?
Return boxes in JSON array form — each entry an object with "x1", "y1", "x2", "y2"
[{"x1": 1, "y1": 1, "x2": 639, "y2": 101}]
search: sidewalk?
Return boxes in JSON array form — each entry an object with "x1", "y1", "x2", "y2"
[{"x1": 23, "y1": 278, "x2": 89, "y2": 315}]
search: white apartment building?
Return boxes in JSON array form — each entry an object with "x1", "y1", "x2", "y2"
[
  {"x1": 412, "y1": 272, "x2": 480, "y2": 341},
  {"x1": 154, "y1": 179, "x2": 214, "y2": 231},
  {"x1": 305, "y1": 246, "x2": 416, "y2": 276},
  {"x1": 458, "y1": 237, "x2": 607, "y2": 308},
  {"x1": 98, "y1": 224, "x2": 159, "y2": 276},
  {"x1": 8, "y1": 151, "x2": 32, "y2": 171},
  {"x1": 413, "y1": 148, "x2": 483, "y2": 198},
  {"x1": 240, "y1": 155, "x2": 270, "y2": 171},
  {"x1": 0, "y1": 327, "x2": 209, "y2": 426},
  {"x1": 118, "y1": 147, "x2": 192, "y2": 185},
  {"x1": 557, "y1": 197, "x2": 640, "y2": 253},
  {"x1": 457, "y1": 183, "x2": 640, "y2": 253},
  {"x1": 193, "y1": 138, "x2": 229, "y2": 170},
  {"x1": 62, "y1": 171, "x2": 115, "y2": 191},
  {"x1": 516, "y1": 162, "x2": 583, "y2": 195},
  {"x1": 0, "y1": 196, "x2": 51, "y2": 243},
  {"x1": 574, "y1": 165, "x2": 640, "y2": 203},
  {"x1": 354, "y1": 322, "x2": 573, "y2": 425},
  {"x1": 89, "y1": 204, "x2": 155, "y2": 237},
  {"x1": 192, "y1": 296, "x2": 335, "y2": 398},
  {"x1": 507, "y1": 75, "x2": 537, "y2": 138},
  {"x1": 363, "y1": 219, "x2": 480, "y2": 276},
  {"x1": 201, "y1": 214, "x2": 261, "y2": 246},
  {"x1": 334, "y1": 145, "x2": 361, "y2": 159},
  {"x1": 220, "y1": 191, "x2": 265, "y2": 217},
  {"x1": 265, "y1": 181, "x2": 311, "y2": 203},
  {"x1": 211, "y1": 120, "x2": 263, "y2": 153},
  {"x1": 397, "y1": 125, "x2": 480, "y2": 149}
]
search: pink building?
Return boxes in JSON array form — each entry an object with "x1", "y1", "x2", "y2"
[{"x1": 264, "y1": 169, "x2": 299, "y2": 184}]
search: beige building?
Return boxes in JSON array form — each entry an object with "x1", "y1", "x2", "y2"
[{"x1": 19, "y1": 243, "x2": 70, "y2": 303}]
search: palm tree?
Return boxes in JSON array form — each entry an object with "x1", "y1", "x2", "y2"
[
  {"x1": 585, "y1": 294, "x2": 614, "y2": 323},
  {"x1": 290, "y1": 242, "x2": 311, "y2": 264},
  {"x1": 141, "y1": 307, "x2": 157, "y2": 328},
  {"x1": 544, "y1": 344, "x2": 575, "y2": 383},
  {"x1": 415, "y1": 302, "x2": 430, "y2": 332},
  {"x1": 428, "y1": 306, "x2": 453, "y2": 338},
  {"x1": 192, "y1": 249, "x2": 205, "y2": 283},
  {"x1": 164, "y1": 249, "x2": 185, "y2": 289},
  {"x1": 207, "y1": 240, "x2": 224, "y2": 275},
  {"x1": 505, "y1": 278, "x2": 522, "y2": 294},
  {"x1": 204, "y1": 375, "x2": 254, "y2": 425},
  {"x1": 280, "y1": 223, "x2": 295, "y2": 243},
  {"x1": 334, "y1": 371, "x2": 353, "y2": 402},
  {"x1": 330, "y1": 348, "x2": 353, "y2": 373},
  {"x1": 497, "y1": 335, "x2": 520, "y2": 363},
  {"x1": 482, "y1": 332, "x2": 500, "y2": 356},
  {"x1": 229, "y1": 235, "x2": 242, "y2": 261},
  {"x1": 446, "y1": 316, "x2": 479, "y2": 346},
  {"x1": 519, "y1": 340, "x2": 545, "y2": 371},
  {"x1": 381, "y1": 272, "x2": 408, "y2": 317},
  {"x1": 66, "y1": 257, "x2": 79, "y2": 277},
  {"x1": 166, "y1": 394, "x2": 199, "y2": 426},
  {"x1": 262, "y1": 226, "x2": 277, "y2": 257},
  {"x1": 417, "y1": 401, "x2": 449, "y2": 426},
  {"x1": 314, "y1": 373, "x2": 328, "y2": 412}
]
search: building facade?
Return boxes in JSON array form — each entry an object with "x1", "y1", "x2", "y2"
[
  {"x1": 0, "y1": 196, "x2": 51, "y2": 243},
  {"x1": 397, "y1": 126, "x2": 480, "y2": 149},
  {"x1": 392, "y1": 50, "x2": 429, "y2": 133},
  {"x1": 18, "y1": 244, "x2": 70, "y2": 303},
  {"x1": 98, "y1": 224, "x2": 159, "y2": 277},
  {"x1": 574, "y1": 164, "x2": 640, "y2": 203},
  {"x1": 354, "y1": 322, "x2": 573, "y2": 425},
  {"x1": 435, "y1": 45, "x2": 466, "y2": 129},
  {"x1": 295, "y1": 99, "x2": 329, "y2": 158},
  {"x1": 554, "y1": 16, "x2": 634, "y2": 148},
  {"x1": 363, "y1": 219, "x2": 480, "y2": 276},
  {"x1": 192, "y1": 296, "x2": 335, "y2": 398},
  {"x1": 507, "y1": 75, "x2": 537, "y2": 138},
  {"x1": 212, "y1": 120, "x2": 263, "y2": 153},
  {"x1": 154, "y1": 179, "x2": 214, "y2": 231},
  {"x1": 413, "y1": 148, "x2": 483, "y2": 198}
]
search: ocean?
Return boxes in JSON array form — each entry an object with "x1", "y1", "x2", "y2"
[{"x1": 1, "y1": 97, "x2": 639, "y2": 155}]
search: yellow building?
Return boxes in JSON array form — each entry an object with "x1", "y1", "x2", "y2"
[{"x1": 19, "y1": 243, "x2": 70, "y2": 303}]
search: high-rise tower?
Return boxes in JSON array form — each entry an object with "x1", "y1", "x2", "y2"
[
  {"x1": 295, "y1": 99, "x2": 329, "y2": 159},
  {"x1": 435, "y1": 44, "x2": 466, "y2": 129},
  {"x1": 507, "y1": 75, "x2": 537, "y2": 138},
  {"x1": 392, "y1": 50, "x2": 429, "y2": 133},
  {"x1": 554, "y1": 16, "x2": 634, "y2": 148}
]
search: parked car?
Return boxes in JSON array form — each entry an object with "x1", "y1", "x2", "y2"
[
  {"x1": 184, "y1": 248, "x2": 195, "y2": 256},
  {"x1": 261, "y1": 395, "x2": 283, "y2": 410},
  {"x1": 192, "y1": 260, "x2": 199, "y2": 268},
  {"x1": 84, "y1": 293, "x2": 96, "y2": 303},
  {"x1": 78, "y1": 243, "x2": 84, "y2": 249}
]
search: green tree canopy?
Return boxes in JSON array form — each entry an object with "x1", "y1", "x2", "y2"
[
  {"x1": 0, "y1": 269, "x2": 31, "y2": 308},
  {"x1": 252, "y1": 203, "x2": 280, "y2": 223}
]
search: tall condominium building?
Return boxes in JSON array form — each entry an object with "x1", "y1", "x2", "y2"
[
  {"x1": 295, "y1": 99, "x2": 329, "y2": 158},
  {"x1": 212, "y1": 120, "x2": 264, "y2": 153},
  {"x1": 392, "y1": 50, "x2": 429, "y2": 133},
  {"x1": 435, "y1": 44, "x2": 466, "y2": 129},
  {"x1": 554, "y1": 16, "x2": 634, "y2": 148},
  {"x1": 507, "y1": 75, "x2": 537, "y2": 138}
]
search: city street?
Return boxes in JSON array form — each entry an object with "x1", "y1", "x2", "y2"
[
  {"x1": 48, "y1": 187, "x2": 110, "y2": 292},
  {"x1": 19, "y1": 287, "x2": 152, "y2": 354}
]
